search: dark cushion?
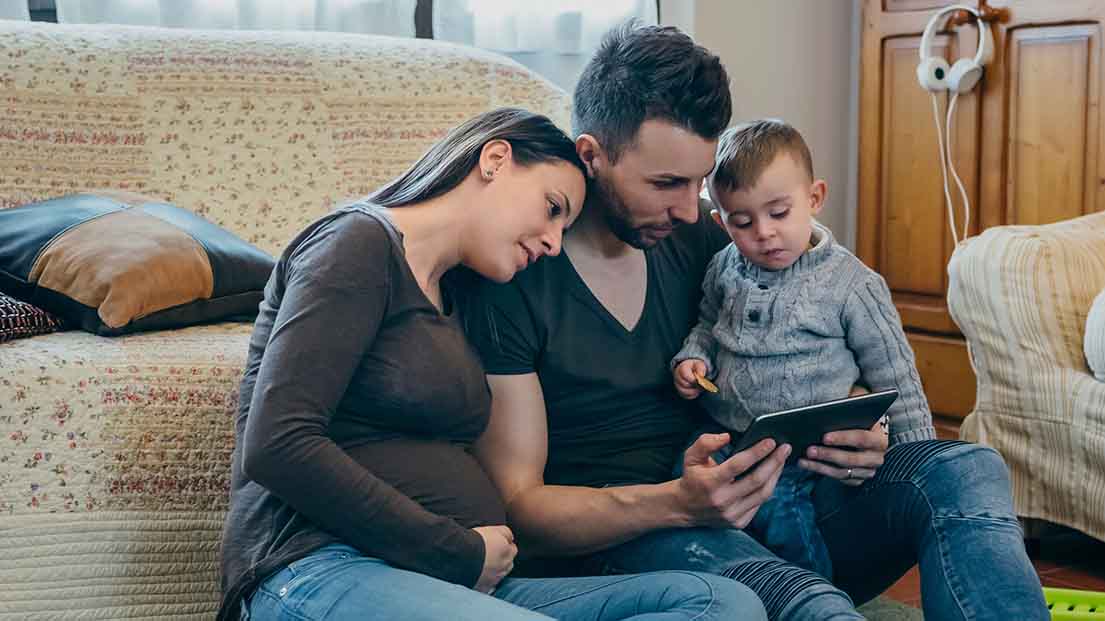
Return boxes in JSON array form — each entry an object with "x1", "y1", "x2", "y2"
[
  {"x1": 0, "y1": 291, "x2": 64, "y2": 343},
  {"x1": 0, "y1": 191, "x2": 274, "y2": 336}
]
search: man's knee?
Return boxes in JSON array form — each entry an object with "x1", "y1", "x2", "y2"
[
  {"x1": 942, "y1": 443, "x2": 1010, "y2": 480},
  {"x1": 908, "y1": 442, "x2": 1017, "y2": 518}
]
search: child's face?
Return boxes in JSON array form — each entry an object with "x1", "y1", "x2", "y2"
[{"x1": 708, "y1": 152, "x2": 827, "y2": 271}]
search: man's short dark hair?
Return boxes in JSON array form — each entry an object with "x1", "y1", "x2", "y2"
[
  {"x1": 572, "y1": 21, "x2": 731, "y2": 162},
  {"x1": 711, "y1": 119, "x2": 814, "y2": 193}
]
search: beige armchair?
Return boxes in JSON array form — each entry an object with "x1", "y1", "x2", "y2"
[{"x1": 947, "y1": 212, "x2": 1105, "y2": 542}]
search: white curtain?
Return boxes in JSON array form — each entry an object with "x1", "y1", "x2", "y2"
[
  {"x1": 0, "y1": 0, "x2": 30, "y2": 20},
  {"x1": 434, "y1": 0, "x2": 655, "y2": 54},
  {"x1": 53, "y1": 0, "x2": 417, "y2": 36},
  {"x1": 434, "y1": 0, "x2": 657, "y2": 90}
]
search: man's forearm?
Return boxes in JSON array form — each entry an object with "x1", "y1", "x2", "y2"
[{"x1": 506, "y1": 480, "x2": 690, "y2": 557}]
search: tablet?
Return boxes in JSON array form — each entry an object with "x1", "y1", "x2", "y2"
[{"x1": 730, "y1": 389, "x2": 898, "y2": 463}]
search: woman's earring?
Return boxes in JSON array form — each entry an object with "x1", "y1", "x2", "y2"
[{"x1": 484, "y1": 169, "x2": 494, "y2": 179}]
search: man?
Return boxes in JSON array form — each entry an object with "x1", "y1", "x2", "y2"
[{"x1": 466, "y1": 21, "x2": 1048, "y2": 621}]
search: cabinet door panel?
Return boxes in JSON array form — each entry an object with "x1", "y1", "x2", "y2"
[{"x1": 1006, "y1": 24, "x2": 1101, "y2": 225}]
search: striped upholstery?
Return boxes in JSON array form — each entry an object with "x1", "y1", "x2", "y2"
[
  {"x1": 0, "y1": 20, "x2": 568, "y2": 619},
  {"x1": 1088, "y1": 289, "x2": 1105, "y2": 382},
  {"x1": 947, "y1": 211, "x2": 1105, "y2": 542}
]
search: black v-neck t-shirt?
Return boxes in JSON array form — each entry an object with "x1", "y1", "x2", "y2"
[{"x1": 465, "y1": 201, "x2": 729, "y2": 487}]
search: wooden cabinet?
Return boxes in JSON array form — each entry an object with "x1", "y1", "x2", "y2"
[{"x1": 858, "y1": 0, "x2": 1105, "y2": 418}]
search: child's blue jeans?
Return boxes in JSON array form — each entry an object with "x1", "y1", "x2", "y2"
[{"x1": 745, "y1": 461, "x2": 833, "y2": 578}]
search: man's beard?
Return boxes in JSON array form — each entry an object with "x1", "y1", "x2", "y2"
[{"x1": 593, "y1": 174, "x2": 658, "y2": 250}]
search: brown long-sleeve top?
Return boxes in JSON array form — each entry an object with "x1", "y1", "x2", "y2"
[{"x1": 217, "y1": 204, "x2": 503, "y2": 621}]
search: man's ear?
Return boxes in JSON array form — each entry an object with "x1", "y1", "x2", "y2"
[
  {"x1": 809, "y1": 179, "x2": 828, "y2": 215},
  {"x1": 575, "y1": 134, "x2": 604, "y2": 178}
]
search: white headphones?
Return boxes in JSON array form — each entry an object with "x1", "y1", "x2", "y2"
[
  {"x1": 916, "y1": 4, "x2": 994, "y2": 94},
  {"x1": 917, "y1": 4, "x2": 997, "y2": 246}
]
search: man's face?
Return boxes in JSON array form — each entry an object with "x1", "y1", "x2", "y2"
[{"x1": 589, "y1": 120, "x2": 717, "y2": 249}]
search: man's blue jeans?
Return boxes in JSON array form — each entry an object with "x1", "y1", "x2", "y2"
[
  {"x1": 244, "y1": 543, "x2": 768, "y2": 620},
  {"x1": 585, "y1": 440, "x2": 1049, "y2": 621}
]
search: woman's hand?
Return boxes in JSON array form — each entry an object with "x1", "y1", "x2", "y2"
[
  {"x1": 473, "y1": 525, "x2": 517, "y2": 594},
  {"x1": 798, "y1": 416, "x2": 889, "y2": 487}
]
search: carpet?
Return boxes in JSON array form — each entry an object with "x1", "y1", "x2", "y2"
[{"x1": 858, "y1": 596, "x2": 924, "y2": 620}]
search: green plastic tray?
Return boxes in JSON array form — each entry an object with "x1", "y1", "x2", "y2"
[{"x1": 1046, "y1": 587, "x2": 1105, "y2": 620}]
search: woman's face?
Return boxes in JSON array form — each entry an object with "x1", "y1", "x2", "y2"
[{"x1": 467, "y1": 158, "x2": 585, "y2": 282}]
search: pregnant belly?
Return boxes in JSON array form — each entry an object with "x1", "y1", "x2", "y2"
[{"x1": 345, "y1": 438, "x2": 507, "y2": 528}]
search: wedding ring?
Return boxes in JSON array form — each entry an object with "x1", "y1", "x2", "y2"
[{"x1": 846, "y1": 468, "x2": 854, "y2": 480}]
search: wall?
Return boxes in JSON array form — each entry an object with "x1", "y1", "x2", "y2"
[{"x1": 661, "y1": 0, "x2": 860, "y2": 249}]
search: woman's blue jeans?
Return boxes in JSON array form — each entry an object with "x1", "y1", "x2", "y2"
[{"x1": 243, "y1": 544, "x2": 768, "y2": 620}]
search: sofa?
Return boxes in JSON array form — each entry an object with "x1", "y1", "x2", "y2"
[
  {"x1": 947, "y1": 212, "x2": 1105, "y2": 543},
  {"x1": 0, "y1": 19, "x2": 568, "y2": 619}
]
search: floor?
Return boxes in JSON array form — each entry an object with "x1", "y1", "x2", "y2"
[{"x1": 882, "y1": 415, "x2": 1105, "y2": 608}]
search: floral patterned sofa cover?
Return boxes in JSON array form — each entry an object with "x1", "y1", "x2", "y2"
[{"x1": 0, "y1": 20, "x2": 568, "y2": 619}]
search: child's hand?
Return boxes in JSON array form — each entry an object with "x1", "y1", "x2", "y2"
[{"x1": 674, "y1": 358, "x2": 709, "y2": 399}]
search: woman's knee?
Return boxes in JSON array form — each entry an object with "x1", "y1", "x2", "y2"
[{"x1": 653, "y1": 571, "x2": 768, "y2": 621}]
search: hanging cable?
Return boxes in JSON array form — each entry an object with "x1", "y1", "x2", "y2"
[
  {"x1": 945, "y1": 92, "x2": 971, "y2": 242},
  {"x1": 930, "y1": 93, "x2": 960, "y2": 246}
]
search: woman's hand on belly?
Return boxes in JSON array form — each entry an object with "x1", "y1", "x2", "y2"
[{"x1": 472, "y1": 525, "x2": 517, "y2": 593}]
